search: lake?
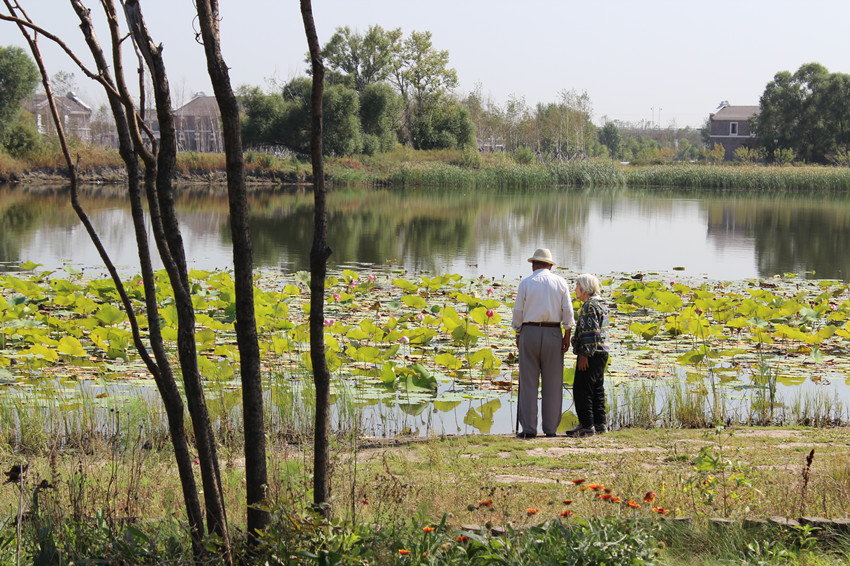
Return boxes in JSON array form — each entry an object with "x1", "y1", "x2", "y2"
[
  {"x1": 1, "y1": 183, "x2": 849, "y2": 437},
  {"x1": 3, "y1": 184, "x2": 850, "y2": 281}
]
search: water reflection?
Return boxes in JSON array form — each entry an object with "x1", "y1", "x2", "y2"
[{"x1": 1, "y1": 184, "x2": 849, "y2": 281}]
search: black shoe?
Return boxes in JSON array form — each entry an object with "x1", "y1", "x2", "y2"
[
  {"x1": 516, "y1": 432, "x2": 537, "y2": 439},
  {"x1": 565, "y1": 425, "x2": 595, "y2": 438},
  {"x1": 594, "y1": 424, "x2": 607, "y2": 434},
  {"x1": 544, "y1": 433, "x2": 557, "y2": 438}
]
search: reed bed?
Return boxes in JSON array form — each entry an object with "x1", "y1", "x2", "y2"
[
  {"x1": 357, "y1": 160, "x2": 625, "y2": 189},
  {"x1": 625, "y1": 163, "x2": 850, "y2": 190}
]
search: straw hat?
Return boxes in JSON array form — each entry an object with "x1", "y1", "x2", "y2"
[{"x1": 527, "y1": 248, "x2": 556, "y2": 265}]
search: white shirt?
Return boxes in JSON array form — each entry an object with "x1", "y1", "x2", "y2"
[{"x1": 511, "y1": 268, "x2": 575, "y2": 332}]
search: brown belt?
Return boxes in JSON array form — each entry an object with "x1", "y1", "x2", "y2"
[{"x1": 523, "y1": 321, "x2": 561, "y2": 328}]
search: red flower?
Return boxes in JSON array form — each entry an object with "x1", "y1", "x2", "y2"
[
  {"x1": 587, "y1": 483, "x2": 604, "y2": 491},
  {"x1": 643, "y1": 492, "x2": 657, "y2": 503},
  {"x1": 626, "y1": 500, "x2": 641, "y2": 509},
  {"x1": 399, "y1": 549, "x2": 411, "y2": 555},
  {"x1": 653, "y1": 506, "x2": 670, "y2": 515},
  {"x1": 423, "y1": 526, "x2": 435, "y2": 532},
  {"x1": 457, "y1": 535, "x2": 469, "y2": 543},
  {"x1": 610, "y1": 496, "x2": 622, "y2": 503},
  {"x1": 526, "y1": 508, "x2": 539, "y2": 515},
  {"x1": 571, "y1": 478, "x2": 586, "y2": 485},
  {"x1": 562, "y1": 499, "x2": 573, "y2": 505},
  {"x1": 598, "y1": 494, "x2": 613, "y2": 501},
  {"x1": 478, "y1": 499, "x2": 492, "y2": 507},
  {"x1": 560, "y1": 509, "x2": 574, "y2": 517}
]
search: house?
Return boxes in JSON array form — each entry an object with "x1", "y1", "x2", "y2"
[
  {"x1": 709, "y1": 103, "x2": 760, "y2": 160},
  {"x1": 25, "y1": 92, "x2": 93, "y2": 143},
  {"x1": 173, "y1": 93, "x2": 223, "y2": 153}
]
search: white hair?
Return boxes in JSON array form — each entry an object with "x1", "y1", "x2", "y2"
[{"x1": 575, "y1": 273, "x2": 602, "y2": 297}]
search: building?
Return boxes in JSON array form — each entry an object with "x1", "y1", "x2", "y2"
[
  {"x1": 173, "y1": 93, "x2": 223, "y2": 153},
  {"x1": 709, "y1": 103, "x2": 760, "y2": 160},
  {"x1": 25, "y1": 92, "x2": 93, "y2": 143}
]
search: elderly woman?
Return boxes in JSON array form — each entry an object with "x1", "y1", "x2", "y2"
[{"x1": 566, "y1": 274, "x2": 610, "y2": 438}]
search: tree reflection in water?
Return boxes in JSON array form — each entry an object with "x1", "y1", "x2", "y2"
[{"x1": 1, "y1": 183, "x2": 849, "y2": 281}]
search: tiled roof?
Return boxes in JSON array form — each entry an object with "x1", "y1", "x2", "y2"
[{"x1": 712, "y1": 106, "x2": 760, "y2": 120}]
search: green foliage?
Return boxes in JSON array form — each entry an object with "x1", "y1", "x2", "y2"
[
  {"x1": 702, "y1": 142, "x2": 725, "y2": 164},
  {"x1": 0, "y1": 46, "x2": 40, "y2": 149},
  {"x1": 599, "y1": 122, "x2": 621, "y2": 159},
  {"x1": 754, "y1": 62, "x2": 850, "y2": 164},
  {"x1": 321, "y1": 25, "x2": 401, "y2": 92},
  {"x1": 324, "y1": 84, "x2": 363, "y2": 156},
  {"x1": 360, "y1": 82, "x2": 402, "y2": 153},
  {"x1": 513, "y1": 146, "x2": 535, "y2": 165},
  {"x1": 624, "y1": 162, "x2": 850, "y2": 189},
  {"x1": 3, "y1": 110, "x2": 41, "y2": 158}
]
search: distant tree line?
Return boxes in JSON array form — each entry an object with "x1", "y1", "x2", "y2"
[
  {"x1": 239, "y1": 25, "x2": 475, "y2": 156},
  {"x1": 754, "y1": 62, "x2": 850, "y2": 165}
]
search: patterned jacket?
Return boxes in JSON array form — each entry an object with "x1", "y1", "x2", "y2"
[{"x1": 572, "y1": 296, "x2": 610, "y2": 357}]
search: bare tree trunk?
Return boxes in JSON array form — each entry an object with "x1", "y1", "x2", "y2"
[
  {"x1": 193, "y1": 0, "x2": 269, "y2": 540},
  {"x1": 3, "y1": 2, "x2": 212, "y2": 558},
  {"x1": 120, "y1": 4, "x2": 231, "y2": 559},
  {"x1": 300, "y1": 0, "x2": 332, "y2": 515}
]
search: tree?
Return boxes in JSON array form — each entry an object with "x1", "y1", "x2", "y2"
[
  {"x1": 753, "y1": 62, "x2": 850, "y2": 164},
  {"x1": 599, "y1": 122, "x2": 621, "y2": 160},
  {"x1": 321, "y1": 25, "x2": 400, "y2": 92},
  {"x1": 388, "y1": 30, "x2": 458, "y2": 148},
  {"x1": 194, "y1": 0, "x2": 270, "y2": 544},
  {"x1": 0, "y1": 45, "x2": 39, "y2": 147},
  {"x1": 323, "y1": 83, "x2": 362, "y2": 155},
  {"x1": 300, "y1": 0, "x2": 333, "y2": 517},
  {"x1": 360, "y1": 82, "x2": 401, "y2": 153}
]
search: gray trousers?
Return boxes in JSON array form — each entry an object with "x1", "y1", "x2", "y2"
[{"x1": 517, "y1": 325, "x2": 564, "y2": 435}]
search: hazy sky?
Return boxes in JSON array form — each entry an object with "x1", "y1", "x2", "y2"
[{"x1": 5, "y1": 0, "x2": 850, "y2": 128}]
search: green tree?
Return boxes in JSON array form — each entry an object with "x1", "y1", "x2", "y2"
[
  {"x1": 599, "y1": 122, "x2": 621, "y2": 160},
  {"x1": 0, "y1": 45, "x2": 39, "y2": 148},
  {"x1": 360, "y1": 82, "x2": 401, "y2": 153},
  {"x1": 388, "y1": 30, "x2": 458, "y2": 148},
  {"x1": 321, "y1": 25, "x2": 401, "y2": 92},
  {"x1": 323, "y1": 83, "x2": 362, "y2": 155},
  {"x1": 752, "y1": 62, "x2": 850, "y2": 164}
]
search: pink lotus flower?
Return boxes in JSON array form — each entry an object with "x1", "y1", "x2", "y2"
[
  {"x1": 333, "y1": 293, "x2": 341, "y2": 302},
  {"x1": 416, "y1": 313, "x2": 425, "y2": 322},
  {"x1": 323, "y1": 319, "x2": 335, "y2": 327},
  {"x1": 398, "y1": 335, "x2": 410, "y2": 344},
  {"x1": 487, "y1": 287, "x2": 494, "y2": 295},
  {"x1": 486, "y1": 309, "x2": 494, "y2": 318}
]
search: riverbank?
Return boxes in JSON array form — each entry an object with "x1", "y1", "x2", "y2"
[
  {"x1": 2, "y1": 426, "x2": 848, "y2": 564},
  {"x1": 6, "y1": 146, "x2": 850, "y2": 190}
]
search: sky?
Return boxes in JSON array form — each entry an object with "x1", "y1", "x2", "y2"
[{"x1": 5, "y1": 0, "x2": 850, "y2": 129}]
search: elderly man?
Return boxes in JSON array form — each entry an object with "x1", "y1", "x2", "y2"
[{"x1": 511, "y1": 248, "x2": 575, "y2": 438}]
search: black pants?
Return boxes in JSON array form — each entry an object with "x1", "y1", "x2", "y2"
[{"x1": 573, "y1": 351, "x2": 608, "y2": 428}]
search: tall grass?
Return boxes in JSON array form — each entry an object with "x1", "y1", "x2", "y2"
[
  {"x1": 0, "y1": 150, "x2": 25, "y2": 181},
  {"x1": 626, "y1": 163, "x2": 850, "y2": 190}
]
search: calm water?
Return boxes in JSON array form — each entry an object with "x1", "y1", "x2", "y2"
[
  {"x1": 3, "y1": 183, "x2": 849, "y2": 436},
  {"x1": 2, "y1": 184, "x2": 850, "y2": 282}
]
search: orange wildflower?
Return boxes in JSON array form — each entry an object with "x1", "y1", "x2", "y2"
[
  {"x1": 562, "y1": 499, "x2": 573, "y2": 505},
  {"x1": 399, "y1": 549, "x2": 411, "y2": 555},
  {"x1": 626, "y1": 500, "x2": 641, "y2": 509},
  {"x1": 423, "y1": 526, "x2": 435, "y2": 532},
  {"x1": 478, "y1": 499, "x2": 493, "y2": 507},
  {"x1": 643, "y1": 492, "x2": 657, "y2": 503},
  {"x1": 598, "y1": 493, "x2": 613, "y2": 501},
  {"x1": 653, "y1": 506, "x2": 670, "y2": 515},
  {"x1": 457, "y1": 535, "x2": 469, "y2": 543},
  {"x1": 587, "y1": 484, "x2": 604, "y2": 491},
  {"x1": 560, "y1": 509, "x2": 574, "y2": 517},
  {"x1": 526, "y1": 508, "x2": 539, "y2": 515},
  {"x1": 571, "y1": 478, "x2": 586, "y2": 485},
  {"x1": 610, "y1": 496, "x2": 622, "y2": 503}
]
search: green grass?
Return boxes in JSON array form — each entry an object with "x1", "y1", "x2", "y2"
[{"x1": 625, "y1": 163, "x2": 850, "y2": 190}]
